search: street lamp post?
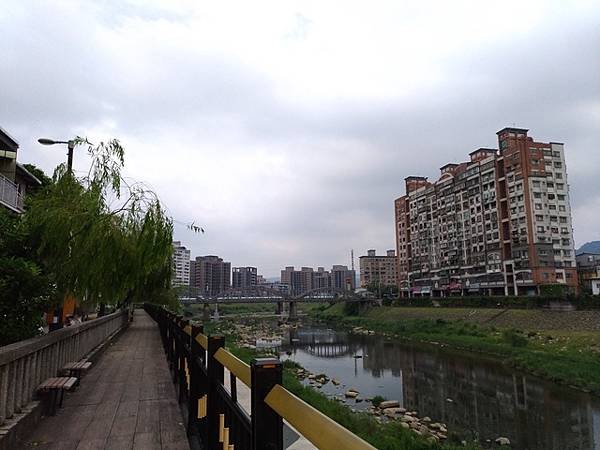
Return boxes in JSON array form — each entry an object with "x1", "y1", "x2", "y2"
[
  {"x1": 37, "y1": 138, "x2": 76, "y2": 331},
  {"x1": 38, "y1": 138, "x2": 76, "y2": 173}
]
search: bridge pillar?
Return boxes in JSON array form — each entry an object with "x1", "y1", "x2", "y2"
[
  {"x1": 203, "y1": 303, "x2": 210, "y2": 321},
  {"x1": 288, "y1": 301, "x2": 297, "y2": 320},
  {"x1": 276, "y1": 301, "x2": 283, "y2": 315}
]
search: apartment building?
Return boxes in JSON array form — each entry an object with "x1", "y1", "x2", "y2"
[
  {"x1": 171, "y1": 241, "x2": 191, "y2": 286},
  {"x1": 281, "y1": 265, "x2": 356, "y2": 296},
  {"x1": 232, "y1": 266, "x2": 258, "y2": 289},
  {"x1": 576, "y1": 253, "x2": 600, "y2": 295},
  {"x1": 394, "y1": 127, "x2": 577, "y2": 297},
  {"x1": 0, "y1": 127, "x2": 41, "y2": 213},
  {"x1": 281, "y1": 267, "x2": 314, "y2": 296},
  {"x1": 359, "y1": 249, "x2": 398, "y2": 287},
  {"x1": 331, "y1": 265, "x2": 356, "y2": 291},
  {"x1": 194, "y1": 255, "x2": 231, "y2": 296}
]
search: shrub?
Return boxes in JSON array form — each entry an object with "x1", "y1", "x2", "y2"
[
  {"x1": 502, "y1": 329, "x2": 528, "y2": 347},
  {"x1": 344, "y1": 301, "x2": 361, "y2": 316},
  {"x1": 371, "y1": 395, "x2": 386, "y2": 407}
]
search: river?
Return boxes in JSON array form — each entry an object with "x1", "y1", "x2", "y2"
[{"x1": 278, "y1": 323, "x2": 600, "y2": 450}]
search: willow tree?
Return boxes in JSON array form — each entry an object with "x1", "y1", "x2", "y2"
[{"x1": 25, "y1": 138, "x2": 175, "y2": 310}]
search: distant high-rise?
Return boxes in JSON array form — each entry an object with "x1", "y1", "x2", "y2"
[
  {"x1": 194, "y1": 255, "x2": 231, "y2": 297},
  {"x1": 359, "y1": 249, "x2": 398, "y2": 288},
  {"x1": 281, "y1": 265, "x2": 356, "y2": 296},
  {"x1": 189, "y1": 260, "x2": 197, "y2": 288},
  {"x1": 232, "y1": 267, "x2": 258, "y2": 289},
  {"x1": 171, "y1": 241, "x2": 191, "y2": 286},
  {"x1": 394, "y1": 127, "x2": 577, "y2": 297},
  {"x1": 331, "y1": 265, "x2": 356, "y2": 291}
]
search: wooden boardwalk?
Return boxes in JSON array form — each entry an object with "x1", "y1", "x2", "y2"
[{"x1": 25, "y1": 310, "x2": 189, "y2": 450}]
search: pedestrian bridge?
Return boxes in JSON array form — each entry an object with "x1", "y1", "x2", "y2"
[{"x1": 0, "y1": 305, "x2": 376, "y2": 450}]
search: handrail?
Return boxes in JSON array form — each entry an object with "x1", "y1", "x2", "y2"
[
  {"x1": 195, "y1": 333, "x2": 208, "y2": 349},
  {"x1": 0, "y1": 309, "x2": 129, "y2": 425},
  {"x1": 214, "y1": 348, "x2": 252, "y2": 387},
  {"x1": 145, "y1": 302, "x2": 376, "y2": 450},
  {"x1": 265, "y1": 384, "x2": 377, "y2": 450}
]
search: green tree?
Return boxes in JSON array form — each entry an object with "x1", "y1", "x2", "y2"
[
  {"x1": 25, "y1": 137, "x2": 176, "y2": 310},
  {"x1": 365, "y1": 280, "x2": 398, "y2": 301},
  {"x1": 0, "y1": 208, "x2": 55, "y2": 345}
]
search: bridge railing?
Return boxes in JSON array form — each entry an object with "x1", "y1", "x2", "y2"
[
  {"x1": 0, "y1": 309, "x2": 129, "y2": 425},
  {"x1": 144, "y1": 303, "x2": 376, "y2": 450}
]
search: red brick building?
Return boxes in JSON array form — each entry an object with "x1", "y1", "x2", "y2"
[{"x1": 394, "y1": 127, "x2": 577, "y2": 297}]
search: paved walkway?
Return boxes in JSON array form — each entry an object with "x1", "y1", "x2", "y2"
[{"x1": 25, "y1": 310, "x2": 189, "y2": 450}]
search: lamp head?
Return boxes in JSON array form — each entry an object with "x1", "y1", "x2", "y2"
[{"x1": 38, "y1": 138, "x2": 57, "y2": 145}]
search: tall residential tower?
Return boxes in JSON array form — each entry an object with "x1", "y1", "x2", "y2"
[
  {"x1": 394, "y1": 127, "x2": 576, "y2": 297},
  {"x1": 172, "y1": 241, "x2": 191, "y2": 286}
]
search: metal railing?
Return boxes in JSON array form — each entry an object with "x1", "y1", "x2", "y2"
[
  {"x1": 0, "y1": 309, "x2": 129, "y2": 425},
  {"x1": 0, "y1": 172, "x2": 24, "y2": 212},
  {"x1": 144, "y1": 303, "x2": 376, "y2": 450}
]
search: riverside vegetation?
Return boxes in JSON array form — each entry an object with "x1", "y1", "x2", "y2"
[
  {"x1": 314, "y1": 303, "x2": 600, "y2": 395},
  {"x1": 204, "y1": 319, "x2": 486, "y2": 450}
]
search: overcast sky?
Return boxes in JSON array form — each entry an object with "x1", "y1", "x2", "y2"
[{"x1": 2, "y1": 1, "x2": 599, "y2": 277}]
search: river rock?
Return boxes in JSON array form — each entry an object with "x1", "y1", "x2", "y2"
[
  {"x1": 495, "y1": 437, "x2": 511, "y2": 446},
  {"x1": 345, "y1": 390, "x2": 359, "y2": 398},
  {"x1": 383, "y1": 407, "x2": 403, "y2": 417},
  {"x1": 331, "y1": 378, "x2": 340, "y2": 386},
  {"x1": 379, "y1": 400, "x2": 400, "y2": 409},
  {"x1": 400, "y1": 422, "x2": 410, "y2": 429}
]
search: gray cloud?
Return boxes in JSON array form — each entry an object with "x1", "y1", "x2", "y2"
[{"x1": 1, "y1": 1, "x2": 599, "y2": 277}]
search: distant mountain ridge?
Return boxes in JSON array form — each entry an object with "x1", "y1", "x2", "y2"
[{"x1": 577, "y1": 241, "x2": 600, "y2": 254}]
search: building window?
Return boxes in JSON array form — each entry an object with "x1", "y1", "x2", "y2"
[{"x1": 535, "y1": 203, "x2": 542, "y2": 210}]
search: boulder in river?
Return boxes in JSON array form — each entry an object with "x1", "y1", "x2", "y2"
[
  {"x1": 379, "y1": 400, "x2": 400, "y2": 409},
  {"x1": 383, "y1": 407, "x2": 404, "y2": 417},
  {"x1": 495, "y1": 437, "x2": 511, "y2": 446}
]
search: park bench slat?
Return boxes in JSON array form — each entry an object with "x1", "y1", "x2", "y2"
[
  {"x1": 63, "y1": 377, "x2": 78, "y2": 390},
  {"x1": 37, "y1": 376, "x2": 79, "y2": 416},
  {"x1": 62, "y1": 361, "x2": 92, "y2": 372}
]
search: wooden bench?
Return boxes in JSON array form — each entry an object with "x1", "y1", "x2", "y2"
[
  {"x1": 61, "y1": 360, "x2": 92, "y2": 382},
  {"x1": 37, "y1": 377, "x2": 78, "y2": 415}
]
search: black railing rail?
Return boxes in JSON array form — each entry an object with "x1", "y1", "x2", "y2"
[{"x1": 144, "y1": 303, "x2": 376, "y2": 450}]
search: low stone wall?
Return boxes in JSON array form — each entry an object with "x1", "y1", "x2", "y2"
[{"x1": 0, "y1": 309, "x2": 129, "y2": 426}]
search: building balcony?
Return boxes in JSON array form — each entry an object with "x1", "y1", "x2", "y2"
[{"x1": 0, "y1": 172, "x2": 24, "y2": 212}]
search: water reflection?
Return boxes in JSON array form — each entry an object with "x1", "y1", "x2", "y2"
[{"x1": 283, "y1": 326, "x2": 600, "y2": 450}]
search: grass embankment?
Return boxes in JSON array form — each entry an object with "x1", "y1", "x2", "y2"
[
  {"x1": 314, "y1": 304, "x2": 600, "y2": 394},
  {"x1": 221, "y1": 331, "x2": 481, "y2": 450}
]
